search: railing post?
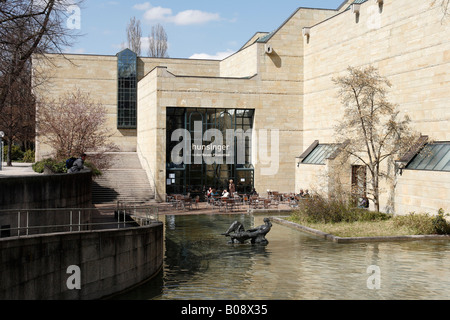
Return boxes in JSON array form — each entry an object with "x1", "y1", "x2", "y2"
[
  {"x1": 0, "y1": 206, "x2": 158, "y2": 239},
  {"x1": 17, "y1": 211, "x2": 20, "y2": 237}
]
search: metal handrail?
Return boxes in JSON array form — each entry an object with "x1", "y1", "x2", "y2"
[{"x1": 0, "y1": 205, "x2": 159, "y2": 239}]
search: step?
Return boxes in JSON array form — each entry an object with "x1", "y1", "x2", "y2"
[{"x1": 91, "y1": 152, "x2": 155, "y2": 205}]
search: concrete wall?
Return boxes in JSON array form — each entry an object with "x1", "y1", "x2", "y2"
[
  {"x1": 33, "y1": 54, "x2": 222, "y2": 160},
  {"x1": 395, "y1": 170, "x2": 450, "y2": 215},
  {"x1": 137, "y1": 67, "x2": 160, "y2": 200},
  {"x1": 136, "y1": 8, "x2": 338, "y2": 199},
  {"x1": 253, "y1": 8, "x2": 337, "y2": 194},
  {"x1": 0, "y1": 223, "x2": 163, "y2": 300},
  {"x1": 0, "y1": 170, "x2": 92, "y2": 210},
  {"x1": 220, "y1": 43, "x2": 259, "y2": 78},
  {"x1": 32, "y1": 54, "x2": 134, "y2": 157},
  {"x1": 33, "y1": 1, "x2": 449, "y2": 214},
  {"x1": 137, "y1": 67, "x2": 262, "y2": 201},
  {"x1": 0, "y1": 171, "x2": 93, "y2": 236},
  {"x1": 298, "y1": 0, "x2": 450, "y2": 214},
  {"x1": 139, "y1": 56, "x2": 221, "y2": 78},
  {"x1": 302, "y1": 1, "x2": 450, "y2": 144}
]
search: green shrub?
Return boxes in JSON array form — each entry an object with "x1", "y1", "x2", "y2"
[
  {"x1": 84, "y1": 160, "x2": 102, "y2": 177},
  {"x1": 393, "y1": 213, "x2": 436, "y2": 235},
  {"x1": 22, "y1": 149, "x2": 35, "y2": 163},
  {"x1": 3, "y1": 144, "x2": 24, "y2": 161},
  {"x1": 431, "y1": 209, "x2": 450, "y2": 235},
  {"x1": 32, "y1": 158, "x2": 67, "y2": 173},
  {"x1": 393, "y1": 210, "x2": 450, "y2": 235},
  {"x1": 291, "y1": 193, "x2": 391, "y2": 224}
]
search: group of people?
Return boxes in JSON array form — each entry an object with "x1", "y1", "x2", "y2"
[
  {"x1": 206, "y1": 179, "x2": 237, "y2": 200},
  {"x1": 205, "y1": 180, "x2": 259, "y2": 200},
  {"x1": 296, "y1": 189, "x2": 310, "y2": 198}
]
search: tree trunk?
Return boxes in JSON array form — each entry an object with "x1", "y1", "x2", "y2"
[
  {"x1": 373, "y1": 167, "x2": 380, "y2": 212},
  {"x1": 6, "y1": 139, "x2": 12, "y2": 167}
]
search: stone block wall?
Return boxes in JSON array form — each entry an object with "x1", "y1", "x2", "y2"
[{"x1": 298, "y1": 0, "x2": 450, "y2": 214}]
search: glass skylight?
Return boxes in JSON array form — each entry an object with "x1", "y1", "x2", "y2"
[{"x1": 406, "y1": 143, "x2": 450, "y2": 172}]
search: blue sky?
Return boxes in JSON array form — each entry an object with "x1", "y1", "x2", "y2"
[{"x1": 69, "y1": 0, "x2": 345, "y2": 59}]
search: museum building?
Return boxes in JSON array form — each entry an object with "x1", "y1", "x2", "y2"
[{"x1": 33, "y1": 0, "x2": 449, "y2": 215}]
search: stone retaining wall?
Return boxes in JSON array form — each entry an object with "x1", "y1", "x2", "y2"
[
  {"x1": 0, "y1": 170, "x2": 92, "y2": 210},
  {"x1": 0, "y1": 223, "x2": 163, "y2": 300}
]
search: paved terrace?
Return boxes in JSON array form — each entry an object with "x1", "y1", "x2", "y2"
[
  {"x1": 0, "y1": 162, "x2": 293, "y2": 216},
  {"x1": 0, "y1": 162, "x2": 39, "y2": 177}
]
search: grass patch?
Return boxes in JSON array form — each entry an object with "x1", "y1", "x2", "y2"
[
  {"x1": 286, "y1": 217, "x2": 420, "y2": 238},
  {"x1": 286, "y1": 194, "x2": 450, "y2": 237}
]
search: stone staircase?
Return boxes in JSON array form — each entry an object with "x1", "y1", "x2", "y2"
[{"x1": 92, "y1": 152, "x2": 155, "y2": 205}]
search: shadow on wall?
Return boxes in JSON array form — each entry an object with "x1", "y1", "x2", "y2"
[
  {"x1": 269, "y1": 50, "x2": 282, "y2": 68},
  {"x1": 91, "y1": 180, "x2": 120, "y2": 205}
]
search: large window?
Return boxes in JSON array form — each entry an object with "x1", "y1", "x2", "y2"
[
  {"x1": 117, "y1": 49, "x2": 137, "y2": 129},
  {"x1": 166, "y1": 107, "x2": 254, "y2": 197}
]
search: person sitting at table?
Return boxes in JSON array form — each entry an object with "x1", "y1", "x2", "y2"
[
  {"x1": 206, "y1": 187, "x2": 213, "y2": 198},
  {"x1": 222, "y1": 189, "x2": 230, "y2": 198}
]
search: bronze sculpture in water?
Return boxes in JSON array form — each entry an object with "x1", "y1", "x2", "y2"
[{"x1": 222, "y1": 218, "x2": 272, "y2": 245}]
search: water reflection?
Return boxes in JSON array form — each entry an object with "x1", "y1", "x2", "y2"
[{"x1": 115, "y1": 214, "x2": 450, "y2": 300}]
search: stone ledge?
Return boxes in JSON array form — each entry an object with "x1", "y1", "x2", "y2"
[{"x1": 271, "y1": 217, "x2": 450, "y2": 243}]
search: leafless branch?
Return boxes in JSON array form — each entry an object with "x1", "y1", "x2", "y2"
[
  {"x1": 126, "y1": 16, "x2": 142, "y2": 56},
  {"x1": 332, "y1": 66, "x2": 420, "y2": 212},
  {"x1": 147, "y1": 23, "x2": 169, "y2": 58}
]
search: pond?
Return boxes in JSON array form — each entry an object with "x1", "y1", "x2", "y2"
[{"x1": 114, "y1": 214, "x2": 450, "y2": 300}]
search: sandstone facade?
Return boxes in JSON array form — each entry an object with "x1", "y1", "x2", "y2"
[{"x1": 34, "y1": 0, "x2": 449, "y2": 214}]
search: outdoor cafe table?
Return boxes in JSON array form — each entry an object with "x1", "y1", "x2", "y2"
[{"x1": 219, "y1": 198, "x2": 236, "y2": 212}]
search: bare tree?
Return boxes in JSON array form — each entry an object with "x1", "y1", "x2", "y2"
[
  {"x1": 332, "y1": 66, "x2": 419, "y2": 212},
  {"x1": 0, "y1": 0, "x2": 83, "y2": 167},
  {"x1": 0, "y1": 61, "x2": 35, "y2": 166},
  {"x1": 148, "y1": 24, "x2": 169, "y2": 58},
  {"x1": 0, "y1": 0, "x2": 82, "y2": 113},
  {"x1": 126, "y1": 16, "x2": 142, "y2": 56},
  {"x1": 37, "y1": 89, "x2": 118, "y2": 170}
]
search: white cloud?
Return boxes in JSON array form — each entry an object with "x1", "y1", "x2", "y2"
[
  {"x1": 133, "y1": 2, "x2": 151, "y2": 11},
  {"x1": 143, "y1": 6, "x2": 173, "y2": 22},
  {"x1": 172, "y1": 10, "x2": 220, "y2": 26},
  {"x1": 189, "y1": 50, "x2": 235, "y2": 60},
  {"x1": 135, "y1": 3, "x2": 221, "y2": 26}
]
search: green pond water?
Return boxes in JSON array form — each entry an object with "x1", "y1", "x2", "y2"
[{"x1": 114, "y1": 214, "x2": 450, "y2": 300}]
